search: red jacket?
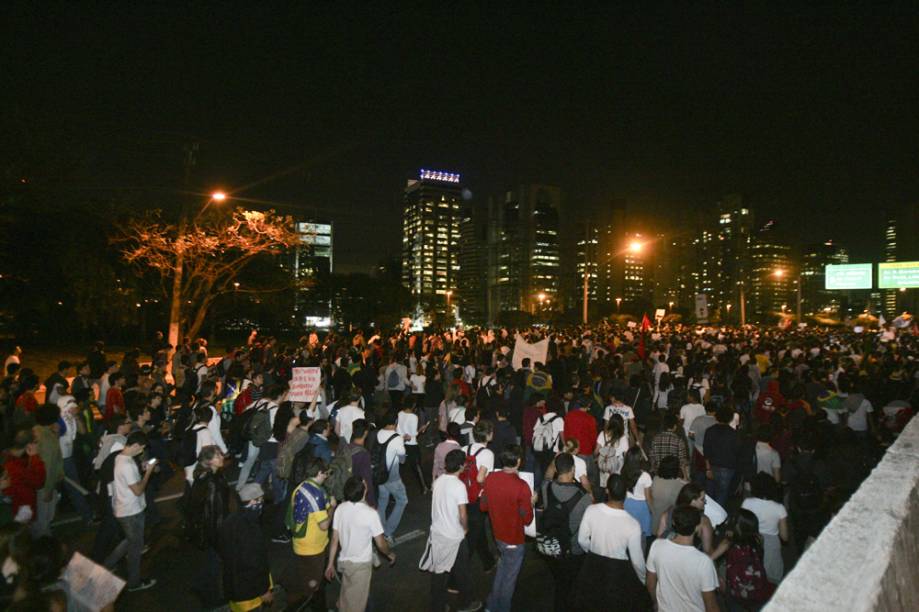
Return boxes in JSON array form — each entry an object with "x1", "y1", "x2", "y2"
[
  {"x1": 564, "y1": 409, "x2": 598, "y2": 455},
  {"x1": 480, "y1": 470, "x2": 533, "y2": 545},
  {"x1": 2, "y1": 451, "x2": 46, "y2": 518},
  {"x1": 104, "y1": 387, "x2": 125, "y2": 420}
]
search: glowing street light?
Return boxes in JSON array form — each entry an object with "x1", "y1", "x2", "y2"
[
  {"x1": 211, "y1": 191, "x2": 227, "y2": 202},
  {"x1": 628, "y1": 240, "x2": 644, "y2": 254},
  {"x1": 615, "y1": 297, "x2": 622, "y2": 312},
  {"x1": 773, "y1": 269, "x2": 785, "y2": 278},
  {"x1": 668, "y1": 301, "x2": 674, "y2": 310}
]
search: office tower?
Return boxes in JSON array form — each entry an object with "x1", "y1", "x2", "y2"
[
  {"x1": 457, "y1": 202, "x2": 488, "y2": 324},
  {"x1": 401, "y1": 169, "x2": 463, "y2": 313},
  {"x1": 710, "y1": 195, "x2": 754, "y2": 316},
  {"x1": 749, "y1": 237, "x2": 793, "y2": 319},
  {"x1": 573, "y1": 221, "x2": 600, "y2": 316},
  {"x1": 801, "y1": 240, "x2": 849, "y2": 315},
  {"x1": 487, "y1": 184, "x2": 561, "y2": 318},
  {"x1": 882, "y1": 209, "x2": 919, "y2": 316},
  {"x1": 292, "y1": 220, "x2": 333, "y2": 325}
]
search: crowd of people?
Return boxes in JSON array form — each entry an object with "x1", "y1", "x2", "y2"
[{"x1": 0, "y1": 319, "x2": 916, "y2": 611}]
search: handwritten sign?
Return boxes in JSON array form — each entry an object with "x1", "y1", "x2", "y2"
[{"x1": 288, "y1": 367, "x2": 321, "y2": 402}]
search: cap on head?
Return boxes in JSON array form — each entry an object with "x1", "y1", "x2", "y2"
[{"x1": 239, "y1": 483, "x2": 264, "y2": 502}]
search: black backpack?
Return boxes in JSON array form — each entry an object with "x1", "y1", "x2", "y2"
[
  {"x1": 370, "y1": 432, "x2": 399, "y2": 486},
  {"x1": 180, "y1": 425, "x2": 206, "y2": 467},
  {"x1": 289, "y1": 440, "x2": 318, "y2": 486},
  {"x1": 536, "y1": 482, "x2": 585, "y2": 558}
]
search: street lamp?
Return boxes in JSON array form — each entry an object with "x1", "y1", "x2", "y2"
[
  {"x1": 445, "y1": 289, "x2": 453, "y2": 313},
  {"x1": 211, "y1": 191, "x2": 227, "y2": 202},
  {"x1": 615, "y1": 297, "x2": 622, "y2": 312},
  {"x1": 726, "y1": 303, "x2": 733, "y2": 322},
  {"x1": 668, "y1": 301, "x2": 674, "y2": 310},
  {"x1": 628, "y1": 240, "x2": 644, "y2": 254}
]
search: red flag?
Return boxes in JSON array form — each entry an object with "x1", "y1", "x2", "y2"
[{"x1": 641, "y1": 314, "x2": 652, "y2": 332}]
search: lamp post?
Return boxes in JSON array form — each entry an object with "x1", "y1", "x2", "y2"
[
  {"x1": 774, "y1": 269, "x2": 802, "y2": 324},
  {"x1": 167, "y1": 189, "x2": 228, "y2": 355},
  {"x1": 616, "y1": 297, "x2": 622, "y2": 313}
]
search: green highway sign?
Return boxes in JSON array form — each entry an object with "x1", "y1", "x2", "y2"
[
  {"x1": 825, "y1": 263, "x2": 872, "y2": 290},
  {"x1": 878, "y1": 261, "x2": 919, "y2": 289}
]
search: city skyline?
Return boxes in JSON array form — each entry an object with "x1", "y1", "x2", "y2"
[{"x1": 6, "y1": 5, "x2": 919, "y2": 275}]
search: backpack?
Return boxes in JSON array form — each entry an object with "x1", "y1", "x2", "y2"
[
  {"x1": 325, "y1": 445, "x2": 361, "y2": 502},
  {"x1": 532, "y1": 414, "x2": 560, "y2": 453},
  {"x1": 387, "y1": 367, "x2": 401, "y2": 389},
  {"x1": 228, "y1": 403, "x2": 257, "y2": 455},
  {"x1": 536, "y1": 482, "x2": 585, "y2": 558},
  {"x1": 597, "y1": 434, "x2": 623, "y2": 476},
  {"x1": 288, "y1": 440, "x2": 318, "y2": 485},
  {"x1": 370, "y1": 433, "x2": 399, "y2": 486},
  {"x1": 180, "y1": 425, "x2": 206, "y2": 467},
  {"x1": 459, "y1": 445, "x2": 486, "y2": 501},
  {"x1": 276, "y1": 431, "x2": 313, "y2": 481},
  {"x1": 726, "y1": 544, "x2": 775, "y2": 603},
  {"x1": 285, "y1": 481, "x2": 321, "y2": 539},
  {"x1": 245, "y1": 401, "x2": 273, "y2": 447}
]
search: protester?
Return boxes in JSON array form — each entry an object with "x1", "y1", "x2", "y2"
[
  {"x1": 103, "y1": 431, "x2": 156, "y2": 592},
  {"x1": 479, "y1": 445, "x2": 534, "y2": 612},
  {"x1": 741, "y1": 473, "x2": 789, "y2": 584},
  {"x1": 217, "y1": 483, "x2": 273, "y2": 611},
  {"x1": 283, "y1": 456, "x2": 332, "y2": 611},
  {"x1": 422, "y1": 448, "x2": 482, "y2": 612},
  {"x1": 186, "y1": 445, "x2": 231, "y2": 606},
  {"x1": 375, "y1": 411, "x2": 408, "y2": 542},
  {"x1": 325, "y1": 476, "x2": 395, "y2": 612},
  {"x1": 646, "y1": 505, "x2": 720, "y2": 612}
]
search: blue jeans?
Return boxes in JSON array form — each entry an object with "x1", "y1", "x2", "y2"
[
  {"x1": 487, "y1": 540, "x2": 526, "y2": 612},
  {"x1": 377, "y1": 478, "x2": 408, "y2": 538},
  {"x1": 708, "y1": 466, "x2": 736, "y2": 508},
  {"x1": 105, "y1": 512, "x2": 145, "y2": 588},
  {"x1": 254, "y1": 458, "x2": 286, "y2": 503}
]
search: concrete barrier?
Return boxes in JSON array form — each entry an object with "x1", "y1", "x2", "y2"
[{"x1": 765, "y1": 417, "x2": 919, "y2": 612}]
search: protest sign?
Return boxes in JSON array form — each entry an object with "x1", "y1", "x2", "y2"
[{"x1": 288, "y1": 367, "x2": 321, "y2": 402}]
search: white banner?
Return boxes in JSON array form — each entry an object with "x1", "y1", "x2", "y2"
[
  {"x1": 288, "y1": 367, "x2": 321, "y2": 402},
  {"x1": 511, "y1": 333, "x2": 549, "y2": 370},
  {"x1": 694, "y1": 293, "x2": 709, "y2": 322}
]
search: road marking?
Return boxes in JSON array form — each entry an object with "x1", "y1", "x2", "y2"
[{"x1": 393, "y1": 529, "x2": 426, "y2": 546}]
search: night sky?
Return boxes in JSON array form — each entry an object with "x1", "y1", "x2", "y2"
[{"x1": 7, "y1": 4, "x2": 919, "y2": 270}]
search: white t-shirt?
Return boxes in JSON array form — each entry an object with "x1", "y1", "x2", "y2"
[
  {"x1": 448, "y1": 407, "x2": 467, "y2": 425},
  {"x1": 755, "y1": 442, "x2": 781, "y2": 476},
  {"x1": 596, "y1": 431, "x2": 630, "y2": 460},
  {"x1": 409, "y1": 374, "x2": 426, "y2": 395},
  {"x1": 376, "y1": 429, "x2": 406, "y2": 478},
  {"x1": 111, "y1": 454, "x2": 146, "y2": 518},
  {"x1": 207, "y1": 404, "x2": 227, "y2": 453},
  {"x1": 572, "y1": 454, "x2": 588, "y2": 481},
  {"x1": 627, "y1": 471, "x2": 653, "y2": 501},
  {"x1": 577, "y1": 504, "x2": 646, "y2": 582},
  {"x1": 337, "y1": 404, "x2": 365, "y2": 443},
  {"x1": 647, "y1": 538, "x2": 719, "y2": 612},
  {"x1": 333, "y1": 501, "x2": 384, "y2": 563},
  {"x1": 465, "y1": 442, "x2": 495, "y2": 474},
  {"x1": 603, "y1": 402, "x2": 635, "y2": 423},
  {"x1": 397, "y1": 411, "x2": 420, "y2": 445},
  {"x1": 185, "y1": 425, "x2": 215, "y2": 483},
  {"x1": 431, "y1": 474, "x2": 468, "y2": 541},
  {"x1": 846, "y1": 396, "x2": 874, "y2": 432},
  {"x1": 741, "y1": 497, "x2": 788, "y2": 537},
  {"x1": 679, "y1": 403, "x2": 706, "y2": 437},
  {"x1": 535, "y1": 412, "x2": 565, "y2": 452}
]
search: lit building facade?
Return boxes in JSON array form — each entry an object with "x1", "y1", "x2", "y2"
[
  {"x1": 401, "y1": 170, "x2": 463, "y2": 312},
  {"x1": 487, "y1": 184, "x2": 561, "y2": 318},
  {"x1": 801, "y1": 240, "x2": 849, "y2": 315},
  {"x1": 292, "y1": 221, "x2": 333, "y2": 324},
  {"x1": 457, "y1": 203, "x2": 488, "y2": 324},
  {"x1": 749, "y1": 239, "x2": 793, "y2": 318}
]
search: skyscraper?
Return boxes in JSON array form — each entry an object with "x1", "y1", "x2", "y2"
[
  {"x1": 292, "y1": 220, "x2": 333, "y2": 325},
  {"x1": 749, "y1": 238, "x2": 793, "y2": 319},
  {"x1": 487, "y1": 184, "x2": 561, "y2": 319},
  {"x1": 881, "y1": 209, "x2": 919, "y2": 316},
  {"x1": 801, "y1": 240, "x2": 849, "y2": 315},
  {"x1": 457, "y1": 202, "x2": 488, "y2": 324},
  {"x1": 401, "y1": 169, "x2": 463, "y2": 313}
]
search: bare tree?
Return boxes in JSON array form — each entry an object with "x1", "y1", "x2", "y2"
[{"x1": 117, "y1": 208, "x2": 300, "y2": 342}]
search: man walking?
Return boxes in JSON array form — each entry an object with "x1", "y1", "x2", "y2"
[
  {"x1": 104, "y1": 431, "x2": 157, "y2": 591},
  {"x1": 325, "y1": 476, "x2": 396, "y2": 612},
  {"x1": 646, "y1": 505, "x2": 720, "y2": 612},
  {"x1": 376, "y1": 411, "x2": 408, "y2": 542},
  {"x1": 423, "y1": 448, "x2": 482, "y2": 612},
  {"x1": 703, "y1": 406, "x2": 740, "y2": 507},
  {"x1": 480, "y1": 445, "x2": 535, "y2": 612}
]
